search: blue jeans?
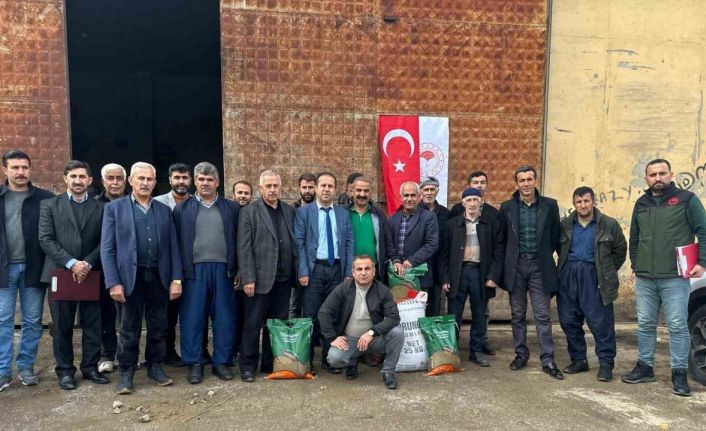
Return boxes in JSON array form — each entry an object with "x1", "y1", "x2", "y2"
[
  {"x1": 635, "y1": 276, "x2": 690, "y2": 369},
  {"x1": 0, "y1": 263, "x2": 46, "y2": 376}
]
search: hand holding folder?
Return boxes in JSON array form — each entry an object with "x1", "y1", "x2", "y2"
[
  {"x1": 676, "y1": 243, "x2": 700, "y2": 279},
  {"x1": 49, "y1": 270, "x2": 101, "y2": 301}
]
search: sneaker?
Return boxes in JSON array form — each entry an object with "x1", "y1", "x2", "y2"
[
  {"x1": 147, "y1": 363, "x2": 174, "y2": 386},
  {"x1": 671, "y1": 368, "x2": 691, "y2": 397},
  {"x1": 98, "y1": 360, "x2": 115, "y2": 374},
  {"x1": 115, "y1": 368, "x2": 135, "y2": 395},
  {"x1": 621, "y1": 360, "x2": 656, "y2": 384},
  {"x1": 18, "y1": 368, "x2": 39, "y2": 386},
  {"x1": 0, "y1": 375, "x2": 10, "y2": 392}
]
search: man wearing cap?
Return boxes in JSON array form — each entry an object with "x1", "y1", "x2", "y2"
[
  {"x1": 440, "y1": 188, "x2": 503, "y2": 367},
  {"x1": 449, "y1": 170, "x2": 499, "y2": 355},
  {"x1": 420, "y1": 176, "x2": 450, "y2": 316}
]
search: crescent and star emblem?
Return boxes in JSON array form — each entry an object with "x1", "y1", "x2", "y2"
[{"x1": 382, "y1": 128, "x2": 415, "y2": 173}]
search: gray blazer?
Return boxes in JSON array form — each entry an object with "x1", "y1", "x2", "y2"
[
  {"x1": 38, "y1": 194, "x2": 104, "y2": 284},
  {"x1": 238, "y1": 199, "x2": 297, "y2": 294}
]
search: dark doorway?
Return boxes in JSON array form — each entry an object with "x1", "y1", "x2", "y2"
[{"x1": 66, "y1": 0, "x2": 223, "y2": 195}]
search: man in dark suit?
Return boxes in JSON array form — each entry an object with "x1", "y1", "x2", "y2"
[
  {"x1": 499, "y1": 165, "x2": 563, "y2": 380},
  {"x1": 38, "y1": 160, "x2": 108, "y2": 390},
  {"x1": 440, "y1": 188, "x2": 503, "y2": 367},
  {"x1": 295, "y1": 172, "x2": 354, "y2": 374},
  {"x1": 0, "y1": 150, "x2": 54, "y2": 392},
  {"x1": 389, "y1": 181, "x2": 439, "y2": 296},
  {"x1": 449, "y1": 170, "x2": 499, "y2": 355},
  {"x1": 173, "y1": 162, "x2": 239, "y2": 384},
  {"x1": 101, "y1": 162, "x2": 183, "y2": 394},
  {"x1": 238, "y1": 170, "x2": 297, "y2": 382},
  {"x1": 95, "y1": 163, "x2": 127, "y2": 375},
  {"x1": 420, "y1": 176, "x2": 449, "y2": 316}
]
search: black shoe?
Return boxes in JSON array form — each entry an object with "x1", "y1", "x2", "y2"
[
  {"x1": 480, "y1": 342, "x2": 496, "y2": 356},
  {"x1": 59, "y1": 375, "x2": 77, "y2": 390},
  {"x1": 542, "y1": 363, "x2": 565, "y2": 380},
  {"x1": 187, "y1": 364, "x2": 204, "y2": 385},
  {"x1": 621, "y1": 360, "x2": 656, "y2": 384},
  {"x1": 382, "y1": 371, "x2": 398, "y2": 390},
  {"x1": 597, "y1": 363, "x2": 613, "y2": 382},
  {"x1": 322, "y1": 360, "x2": 342, "y2": 374},
  {"x1": 202, "y1": 350, "x2": 213, "y2": 365},
  {"x1": 213, "y1": 364, "x2": 234, "y2": 381},
  {"x1": 82, "y1": 369, "x2": 109, "y2": 384},
  {"x1": 115, "y1": 368, "x2": 134, "y2": 395},
  {"x1": 345, "y1": 365, "x2": 358, "y2": 380},
  {"x1": 164, "y1": 350, "x2": 184, "y2": 368},
  {"x1": 309, "y1": 363, "x2": 318, "y2": 377},
  {"x1": 469, "y1": 351, "x2": 490, "y2": 367},
  {"x1": 510, "y1": 356, "x2": 528, "y2": 371},
  {"x1": 563, "y1": 359, "x2": 589, "y2": 375},
  {"x1": 671, "y1": 368, "x2": 692, "y2": 397},
  {"x1": 147, "y1": 363, "x2": 174, "y2": 386},
  {"x1": 240, "y1": 371, "x2": 255, "y2": 383}
]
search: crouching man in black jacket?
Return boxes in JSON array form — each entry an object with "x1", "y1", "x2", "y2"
[{"x1": 318, "y1": 255, "x2": 403, "y2": 389}]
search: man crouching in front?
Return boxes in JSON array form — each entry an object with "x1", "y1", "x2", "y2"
[{"x1": 318, "y1": 255, "x2": 403, "y2": 389}]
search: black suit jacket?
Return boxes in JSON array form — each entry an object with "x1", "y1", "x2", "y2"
[
  {"x1": 499, "y1": 190, "x2": 561, "y2": 294},
  {"x1": 38, "y1": 193, "x2": 104, "y2": 283},
  {"x1": 440, "y1": 210, "x2": 504, "y2": 298},
  {"x1": 238, "y1": 198, "x2": 297, "y2": 294},
  {"x1": 389, "y1": 206, "x2": 439, "y2": 288}
]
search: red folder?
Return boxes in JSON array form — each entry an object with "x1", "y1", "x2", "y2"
[
  {"x1": 676, "y1": 243, "x2": 699, "y2": 279},
  {"x1": 49, "y1": 270, "x2": 101, "y2": 301}
]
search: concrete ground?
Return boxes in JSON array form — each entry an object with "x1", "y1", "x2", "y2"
[{"x1": 1, "y1": 323, "x2": 704, "y2": 431}]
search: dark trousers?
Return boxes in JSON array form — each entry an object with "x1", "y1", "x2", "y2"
[
  {"x1": 447, "y1": 266, "x2": 487, "y2": 352},
  {"x1": 425, "y1": 284, "x2": 442, "y2": 317},
  {"x1": 116, "y1": 267, "x2": 168, "y2": 370},
  {"x1": 302, "y1": 262, "x2": 341, "y2": 365},
  {"x1": 509, "y1": 257, "x2": 555, "y2": 366},
  {"x1": 558, "y1": 261, "x2": 616, "y2": 367},
  {"x1": 234, "y1": 290, "x2": 244, "y2": 359},
  {"x1": 180, "y1": 263, "x2": 236, "y2": 366},
  {"x1": 99, "y1": 282, "x2": 117, "y2": 361},
  {"x1": 50, "y1": 299, "x2": 101, "y2": 377},
  {"x1": 240, "y1": 280, "x2": 291, "y2": 373},
  {"x1": 288, "y1": 282, "x2": 302, "y2": 319}
]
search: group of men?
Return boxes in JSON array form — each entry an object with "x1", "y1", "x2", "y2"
[{"x1": 0, "y1": 150, "x2": 702, "y2": 397}]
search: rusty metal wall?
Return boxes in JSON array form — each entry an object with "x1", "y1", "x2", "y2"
[
  {"x1": 220, "y1": 0, "x2": 548, "y2": 205},
  {"x1": 0, "y1": 0, "x2": 70, "y2": 191}
]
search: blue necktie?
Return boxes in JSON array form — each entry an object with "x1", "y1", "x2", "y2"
[{"x1": 322, "y1": 207, "x2": 335, "y2": 265}]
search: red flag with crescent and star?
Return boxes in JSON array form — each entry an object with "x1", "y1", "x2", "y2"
[{"x1": 379, "y1": 115, "x2": 421, "y2": 214}]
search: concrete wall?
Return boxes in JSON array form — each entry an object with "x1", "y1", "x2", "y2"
[{"x1": 544, "y1": 0, "x2": 706, "y2": 318}]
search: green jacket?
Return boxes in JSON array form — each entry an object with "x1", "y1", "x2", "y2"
[
  {"x1": 559, "y1": 208, "x2": 627, "y2": 305},
  {"x1": 629, "y1": 183, "x2": 706, "y2": 278}
]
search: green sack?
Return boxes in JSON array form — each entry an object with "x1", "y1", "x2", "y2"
[
  {"x1": 418, "y1": 315, "x2": 462, "y2": 373},
  {"x1": 267, "y1": 318, "x2": 313, "y2": 377},
  {"x1": 387, "y1": 263, "x2": 428, "y2": 301}
]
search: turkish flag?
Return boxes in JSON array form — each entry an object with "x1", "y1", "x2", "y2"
[{"x1": 379, "y1": 116, "x2": 421, "y2": 214}]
